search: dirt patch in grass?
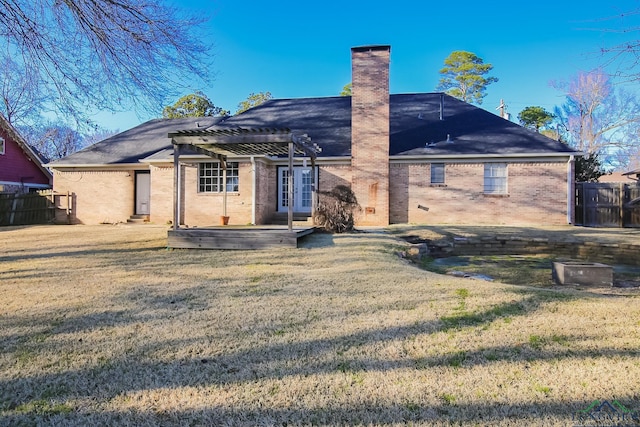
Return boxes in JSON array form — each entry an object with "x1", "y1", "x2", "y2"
[
  {"x1": 421, "y1": 254, "x2": 640, "y2": 293},
  {"x1": 1, "y1": 224, "x2": 640, "y2": 426}
]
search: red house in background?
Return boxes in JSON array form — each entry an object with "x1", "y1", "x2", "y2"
[{"x1": 0, "y1": 114, "x2": 52, "y2": 193}]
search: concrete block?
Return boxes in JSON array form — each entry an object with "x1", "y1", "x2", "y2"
[{"x1": 552, "y1": 262, "x2": 613, "y2": 286}]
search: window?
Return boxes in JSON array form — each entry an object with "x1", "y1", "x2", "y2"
[
  {"x1": 0, "y1": 137, "x2": 4, "y2": 155},
  {"x1": 198, "y1": 162, "x2": 239, "y2": 193},
  {"x1": 430, "y1": 163, "x2": 445, "y2": 184},
  {"x1": 484, "y1": 163, "x2": 507, "y2": 194}
]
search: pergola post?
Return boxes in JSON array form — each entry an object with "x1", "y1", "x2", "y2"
[
  {"x1": 311, "y1": 156, "x2": 317, "y2": 222},
  {"x1": 221, "y1": 158, "x2": 228, "y2": 217},
  {"x1": 288, "y1": 141, "x2": 294, "y2": 232},
  {"x1": 172, "y1": 142, "x2": 181, "y2": 230}
]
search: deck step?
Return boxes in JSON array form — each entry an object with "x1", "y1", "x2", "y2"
[
  {"x1": 269, "y1": 213, "x2": 312, "y2": 225},
  {"x1": 127, "y1": 214, "x2": 150, "y2": 224}
]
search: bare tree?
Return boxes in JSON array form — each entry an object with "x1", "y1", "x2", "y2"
[
  {"x1": 0, "y1": 54, "x2": 47, "y2": 126},
  {"x1": 21, "y1": 123, "x2": 87, "y2": 160},
  {"x1": 83, "y1": 127, "x2": 118, "y2": 147},
  {"x1": 597, "y1": 7, "x2": 640, "y2": 83},
  {"x1": 0, "y1": 0, "x2": 214, "y2": 127},
  {"x1": 552, "y1": 69, "x2": 640, "y2": 169}
]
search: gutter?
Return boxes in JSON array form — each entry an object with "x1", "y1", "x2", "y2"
[
  {"x1": 390, "y1": 152, "x2": 580, "y2": 161},
  {"x1": 46, "y1": 163, "x2": 145, "y2": 170}
]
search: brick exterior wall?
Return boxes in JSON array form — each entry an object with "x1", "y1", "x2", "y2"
[
  {"x1": 351, "y1": 45, "x2": 390, "y2": 226},
  {"x1": 149, "y1": 165, "x2": 173, "y2": 224},
  {"x1": 318, "y1": 164, "x2": 352, "y2": 193},
  {"x1": 181, "y1": 162, "x2": 254, "y2": 226},
  {"x1": 254, "y1": 159, "x2": 276, "y2": 224},
  {"x1": 53, "y1": 170, "x2": 134, "y2": 224},
  {"x1": 389, "y1": 161, "x2": 569, "y2": 225}
]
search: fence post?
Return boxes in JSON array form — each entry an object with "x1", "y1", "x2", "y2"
[
  {"x1": 619, "y1": 182, "x2": 623, "y2": 227},
  {"x1": 66, "y1": 191, "x2": 71, "y2": 224},
  {"x1": 9, "y1": 195, "x2": 17, "y2": 225}
]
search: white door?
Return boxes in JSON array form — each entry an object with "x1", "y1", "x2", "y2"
[
  {"x1": 277, "y1": 167, "x2": 312, "y2": 213},
  {"x1": 135, "y1": 171, "x2": 151, "y2": 215}
]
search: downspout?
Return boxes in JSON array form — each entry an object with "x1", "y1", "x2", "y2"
[
  {"x1": 567, "y1": 155, "x2": 575, "y2": 225},
  {"x1": 251, "y1": 156, "x2": 256, "y2": 225},
  {"x1": 222, "y1": 167, "x2": 227, "y2": 217},
  {"x1": 288, "y1": 141, "x2": 294, "y2": 232},
  {"x1": 221, "y1": 157, "x2": 228, "y2": 219},
  {"x1": 311, "y1": 156, "x2": 317, "y2": 223}
]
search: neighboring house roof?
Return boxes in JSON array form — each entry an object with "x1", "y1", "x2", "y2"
[
  {"x1": 50, "y1": 93, "x2": 575, "y2": 166},
  {"x1": 0, "y1": 113, "x2": 53, "y2": 182},
  {"x1": 48, "y1": 116, "x2": 224, "y2": 166},
  {"x1": 598, "y1": 172, "x2": 634, "y2": 183},
  {"x1": 622, "y1": 168, "x2": 640, "y2": 180}
]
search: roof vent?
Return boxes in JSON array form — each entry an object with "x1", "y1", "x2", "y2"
[{"x1": 446, "y1": 134, "x2": 453, "y2": 143}]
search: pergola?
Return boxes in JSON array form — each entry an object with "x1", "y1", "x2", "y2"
[{"x1": 168, "y1": 127, "x2": 321, "y2": 232}]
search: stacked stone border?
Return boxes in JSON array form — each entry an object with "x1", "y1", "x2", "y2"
[{"x1": 405, "y1": 235, "x2": 640, "y2": 266}]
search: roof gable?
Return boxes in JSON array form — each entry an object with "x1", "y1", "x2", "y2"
[{"x1": 0, "y1": 114, "x2": 52, "y2": 181}]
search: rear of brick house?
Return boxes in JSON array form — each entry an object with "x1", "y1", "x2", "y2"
[{"x1": 49, "y1": 45, "x2": 577, "y2": 226}]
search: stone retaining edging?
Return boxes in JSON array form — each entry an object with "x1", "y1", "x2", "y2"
[{"x1": 424, "y1": 236, "x2": 640, "y2": 266}]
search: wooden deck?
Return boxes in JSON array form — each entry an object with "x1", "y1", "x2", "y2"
[{"x1": 167, "y1": 226, "x2": 316, "y2": 249}]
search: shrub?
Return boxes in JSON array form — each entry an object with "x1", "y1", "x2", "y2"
[{"x1": 313, "y1": 185, "x2": 360, "y2": 233}]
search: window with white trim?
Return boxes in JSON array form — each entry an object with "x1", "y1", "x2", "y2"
[
  {"x1": 198, "y1": 162, "x2": 239, "y2": 193},
  {"x1": 430, "y1": 163, "x2": 445, "y2": 184},
  {"x1": 0, "y1": 137, "x2": 4, "y2": 155},
  {"x1": 484, "y1": 163, "x2": 508, "y2": 194}
]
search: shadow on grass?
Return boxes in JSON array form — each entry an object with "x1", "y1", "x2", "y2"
[
  {"x1": 5, "y1": 395, "x2": 640, "y2": 426},
  {"x1": 3, "y1": 286, "x2": 637, "y2": 425},
  {"x1": 0, "y1": 243, "x2": 168, "y2": 264}
]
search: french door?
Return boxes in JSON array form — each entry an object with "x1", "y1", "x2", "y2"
[{"x1": 277, "y1": 167, "x2": 313, "y2": 213}]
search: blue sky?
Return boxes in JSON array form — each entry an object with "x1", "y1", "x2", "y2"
[{"x1": 94, "y1": 0, "x2": 640, "y2": 131}]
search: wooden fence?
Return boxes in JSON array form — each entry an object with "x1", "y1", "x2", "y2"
[
  {"x1": 0, "y1": 190, "x2": 58, "y2": 226},
  {"x1": 575, "y1": 182, "x2": 640, "y2": 227}
]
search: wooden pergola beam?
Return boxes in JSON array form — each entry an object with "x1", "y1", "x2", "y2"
[{"x1": 169, "y1": 128, "x2": 321, "y2": 233}]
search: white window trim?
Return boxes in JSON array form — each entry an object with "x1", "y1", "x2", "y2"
[
  {"x1": 484, "y1": 163, "x2": 508, "y2": 195},
  {"x1": 0, "y1": 137, "x2": 5, "y2": 155},
  {"x1": 197, "y1": 161, "x2": 239, "y2": 193},
  {"x1": 430, "y1": 163, "x2": 445, "y2": 184}
]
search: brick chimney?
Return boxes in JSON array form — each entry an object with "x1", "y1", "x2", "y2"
[{"x1": 351, "y1": 45, "x2": 390, "y2": 226}]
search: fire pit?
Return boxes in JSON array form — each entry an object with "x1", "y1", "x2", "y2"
[{"x1": 552, "y1": 262, "x2": 613, "y2": 286}]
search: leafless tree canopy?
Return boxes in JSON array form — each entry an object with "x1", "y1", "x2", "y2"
[
  {"x1": 552, "y1": 69, "x2": 640, "y2": 170},
  {"x1": 0, "y1": 0, "x2": 214, "y2": 126}
]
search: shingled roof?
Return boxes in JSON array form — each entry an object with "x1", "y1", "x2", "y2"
[
  {"x1": 50, "y1": 93, "x2": 575, "y2": 166},
  {"x1": 218, "y1": 93, "x2": 574, "y2": 157},
  {"x1": 48, "y1": 116, "x2": 224, "y2": 166}
]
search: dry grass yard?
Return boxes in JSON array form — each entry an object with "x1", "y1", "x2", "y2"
[{"x1": 1, "y1": 224, "x2": 639, "y2": 426}]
